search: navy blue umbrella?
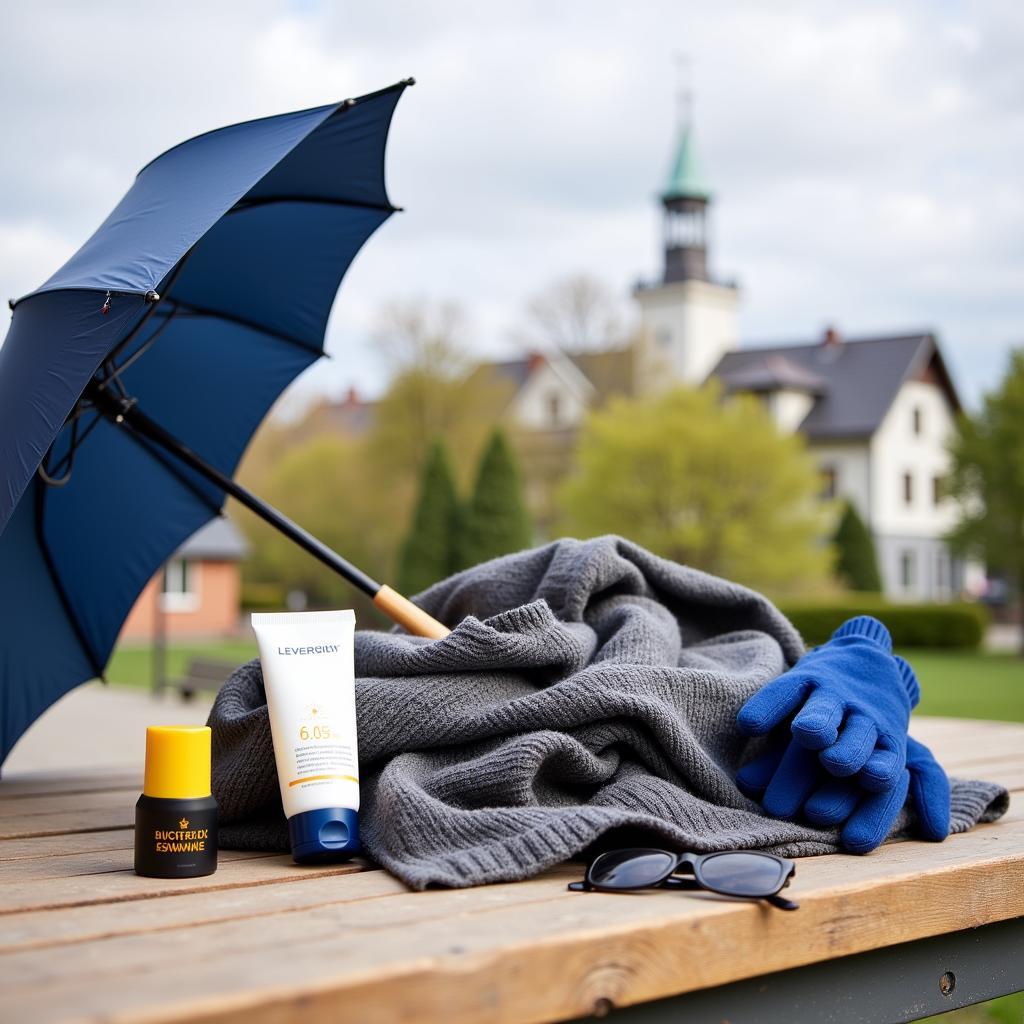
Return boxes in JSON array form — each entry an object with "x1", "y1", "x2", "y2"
[{"x1": 0, "y1": 79, "x2": 451, "y2": 764}]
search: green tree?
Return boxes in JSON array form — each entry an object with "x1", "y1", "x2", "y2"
[
  {"x1": 513, "y1": 273, "x2": 626, "y2": 354},
  {"x1": 462, "y1": 429, "x2": 532, "y2": 568},
  {"x1": 396, "y1": 440, "x2": 462, "y2": 594},
  {"x1": 557, "y1": 384, "x2": 832, "y2": 593},
  {"x1": 833, "y1": 500, "x2": 883, "y2": 592},
  {"x1": 947, "y1": 349, "x2": 1024, "y2": 654},
  {"x1": 237, "y1": 435, "x2": 394, "y2": 626},
  {"x1": 367, "y1": 299, "x2": 510, "y2": 486}
]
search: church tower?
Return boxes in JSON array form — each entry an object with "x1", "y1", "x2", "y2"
[{"x1": 634, "y1": 95, "x2": 740, "y2": 391}]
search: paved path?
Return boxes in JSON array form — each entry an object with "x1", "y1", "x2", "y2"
[{"x1": 3, "y1": 684, "x2": 211, "y2": 776}]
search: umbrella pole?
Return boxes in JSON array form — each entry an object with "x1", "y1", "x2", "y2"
[{"x1": 90, "y1": 388, "x2": 451, "y2": 640}]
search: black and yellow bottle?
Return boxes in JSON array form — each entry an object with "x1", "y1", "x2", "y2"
[{"x1": 134, "y1": 726, "x2": 218, "y2": 878}]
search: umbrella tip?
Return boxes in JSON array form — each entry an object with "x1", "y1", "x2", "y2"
[
  {"x1": 343, "y1": 98, "x2": 357, "y2": 108},
  {"x1": 145, "y1": 290, "x2": 161, "y2": 303},
  {"x1": 403, "y1": 77, "x2": 416, "y2": 87},
  {"x1": 7, "y1": 299, "x2": 13, "y2": 312}
]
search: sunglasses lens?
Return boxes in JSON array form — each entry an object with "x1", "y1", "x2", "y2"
[
  {"x1": 589, "y1": 849, "x2": 676, "y2": 889},
  {"x1": 698, "y1": 853, "x2": 786, "y2": 896}
]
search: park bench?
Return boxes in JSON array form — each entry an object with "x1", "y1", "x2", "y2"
[
  {"x1": 0, "y1": 715, "x2": 1021, "y2": 1023},
  {"x1": 166, "y1": 657, "x2": 235, "y2": 700}
]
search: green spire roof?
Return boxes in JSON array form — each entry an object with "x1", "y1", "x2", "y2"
[{"x1": 661, "y1": 124, "x2": 711, "y2": 202}]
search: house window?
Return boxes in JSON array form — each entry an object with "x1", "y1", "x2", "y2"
[
  {"x1": 935, "y1": 551, "x2": 947, "y2": 592},
  {"x1": 547, "y1": 392, "x2": 561, "y2": 427},
  {"x1": 900, "y1": 550, "x2": 916, "y2": 591},
  {"x1": 902, "y1": 472, "x2": 914, "y2": 506},
  {"x1": 161, "y1": 559, "x2": 199, "y2": 612},
  {"x1": 912, "y1": 406, "x2": 922, "y2": 436},
  {"x1": 933, "y1": 475, "x2": 943, "y2": 505},
  {"x1": 820, "y1": 466, "x2": 837, "y2": 500}
]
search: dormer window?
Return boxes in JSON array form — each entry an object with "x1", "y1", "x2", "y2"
[
  {"x1": 903, "y1": 472, "x2": 914, "y2": 505},
  {"x1": 912, "y1": 406, "x2": 922, "y2": 436}
]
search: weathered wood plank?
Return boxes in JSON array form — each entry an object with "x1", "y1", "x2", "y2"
[
  {"x1": 8, "y1": 847, "x2": 279, "y2": 882},
  {"x1": 0, "y1": 856, "x2": 368, "y2": 914},
  {"x1": 1, "y1": 812, "x2": 1022, "y2": 1024},
  {"x1": 0, "y1": 867, "x2": 411, "y2": 953},
  {"x1": 0, "y1": 828, "x2": 134, "y2": 863},
  {"x1": 0, "y1": 769, "x2": 139, "y2": 799},
  {"x1": 1, "y1": 800, "x2": 1019, "y2": 955},
  {"x1": 0, "y1": 807, "x2": 134, "y2": 840},
  {"x1": 0, "y1": 788, "x2": 134, "y2": 820}
]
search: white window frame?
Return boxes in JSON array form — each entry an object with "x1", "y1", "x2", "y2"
[
  {"x1": 900, "y1": 550, "x2": 916, "y2": 592},
  {"x1": 160, "y1": 558, "x2": 200, "y2": 613}
]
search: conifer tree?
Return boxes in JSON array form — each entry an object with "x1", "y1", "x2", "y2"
[
  {"x1": 833, "y1": 500, "x2": 883, "y2": 592},
  {"x1": 396, "y1": 440, "x2": 461, "y2": 594},
  {"x1": 462, "y1": 429, "x2": 532, "y2": 568}
]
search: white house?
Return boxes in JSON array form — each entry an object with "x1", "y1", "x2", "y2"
[
  {"x1": 481, "y1": 110, "x2": 971, "y2": 601},
  {"x1": 711, "y1": 330, "x2": 967, "y2": 601}
]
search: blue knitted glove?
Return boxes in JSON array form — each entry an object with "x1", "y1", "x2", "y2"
[
  {"x1": 738, "y1": 735, "x2": 950, "y2": 853},
  {"x1": 738, "y1": 653, "x2": 951, "y2": 853},
  {"x1": 805, "y1": 737, "x2": 951, "y2": 851},
  {"x1": 737, "y1": 616, "x2": 918, "y2": 793}
]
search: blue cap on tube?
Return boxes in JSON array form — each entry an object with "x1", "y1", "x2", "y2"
[{"x1": 288, "y1": 807, "x2": 360, "y2": 864}]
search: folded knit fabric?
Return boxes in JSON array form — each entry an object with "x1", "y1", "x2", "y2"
[{"x1": 209, "y1": 536, "x2": 1008, "y2": 889}]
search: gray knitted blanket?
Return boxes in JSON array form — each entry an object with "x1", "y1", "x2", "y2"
[{"x1": 209, "y1": 536, "x2": 1008, "y2": 889}]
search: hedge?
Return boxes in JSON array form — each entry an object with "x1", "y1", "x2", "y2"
[
  {"x1": 240, "y1": 581, "x2": 287, "y2": 612},
  {"x1": 778, "y1": 599, "x2": 988, "y2": 649}
]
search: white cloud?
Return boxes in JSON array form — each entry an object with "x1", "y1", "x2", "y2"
[{"x1": 0, "y1": 0, "x2": 1021, "y2": 405}]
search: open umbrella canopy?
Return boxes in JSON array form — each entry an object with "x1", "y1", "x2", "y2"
[{"x1": 0, "y1": 81, "x2": 415, "y2": 763}]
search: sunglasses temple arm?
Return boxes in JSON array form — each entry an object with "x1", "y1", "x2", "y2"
[{"x1": 767, "y1": 893, "x2": 800, "y2": 911}]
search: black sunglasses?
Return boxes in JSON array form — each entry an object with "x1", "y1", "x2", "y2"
[{"x1": 568, "y1": 847, "x2": 799, "y2": 910}]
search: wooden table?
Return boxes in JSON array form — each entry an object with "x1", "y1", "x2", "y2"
[{"x1": 1, "y1": 716, "x2": 1021, "y2": 1024}]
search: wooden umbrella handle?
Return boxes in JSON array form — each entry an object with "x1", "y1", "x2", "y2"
[{"x1": 373, "y1": 585, "x2": 451, "y2": 639}]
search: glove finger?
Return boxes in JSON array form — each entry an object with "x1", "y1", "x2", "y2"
[
  {"x1": 841, "y1": 769, "x2": 910, "y2": 854},
  {"x1": 819, "y1": 713, "x2": 878, "y2": 777},
  {"x1": 736, "y1": 746, "x2": 784, "y2": 800},
  {"x1": 859, "y1": 733, "x2": 906, "y2": 793},
  {"x1": 907, "y1": 741, "x2": 951, "y2": 841},
  {"x1": 736, "y1": 673, "x2": 811, "y2": 737},
  {"x1": 791, "y1": 690, "x2": 846, "y2": 750},
  {"x1": 805, "y1": 778, "x2": 861, "y2": 827},
  {"x1": 762, "y1": 741, "x2": 822, "y2": 820}
]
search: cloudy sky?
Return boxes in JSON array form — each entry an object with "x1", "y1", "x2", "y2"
[{"x1": 1, "y1": 0, "x2": 1021, "y2": 409}]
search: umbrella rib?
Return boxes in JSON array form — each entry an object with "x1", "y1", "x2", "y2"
[
  {"x1": 164, "y1": 298, "x2": 327, "y2": 357},
  {"x1": 118, "y1": 428, "x2": 226, "y2": 519},
  {"x1": 32, "y1": 478, "x2": 106, "y2": 680},
  {"x1": 228, "y1": 195, "x2": 399, "y2": 215}
]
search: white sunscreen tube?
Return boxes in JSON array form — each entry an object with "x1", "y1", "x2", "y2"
[{"x1": 251, "y1": 609, "x2": 359, "y2": 864}]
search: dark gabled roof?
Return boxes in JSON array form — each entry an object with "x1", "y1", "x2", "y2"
[
  {"x1": 719, "y1": 353, "x2": 826, "y2": 396},
  {"x1": 468, "y1": 349, "x2": 633, "y2": 408},
  {"x1": 480, "y1": 358, "x2": 534, "y2": 392},
  {"x1": 319, "y1": 395, "x2": 377, "y2": 435},
  {"x1": 176, "y1": 517, "x2": 249, "y2": 561},
  {"x1": 710, "y1": 332, "x2": 960, "y2": 440}
]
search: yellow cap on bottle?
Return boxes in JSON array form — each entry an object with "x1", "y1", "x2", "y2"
[{"x1": 143, "y1": 726, "x2": 211, "y2": 799}]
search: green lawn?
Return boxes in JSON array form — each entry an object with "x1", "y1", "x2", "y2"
[
  {"x1": 901, "y1": 648, "x2": 1024, "y2": 723},
  {"x1": 105, "y1": 640, "x2": 257, "y2": 691}
]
